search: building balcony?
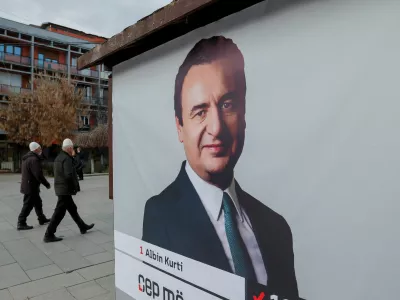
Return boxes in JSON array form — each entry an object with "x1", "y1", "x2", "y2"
[
  {"x1": 0, "y1": 86, "x2": 107, "y2": 106},
  {"x1": 82, "y1": 96, "x2": 108, "y2": 106},
  {"x1": 0, "y1": 52, "x2": 108, "y2": 80},
  {"x1": 34, "y1": 59, "x2": 68, "y2": 72},
  {"x1": 0, "y1": 84, "x2": 31, "y2": 95},
  {"x1": 0, "y1": 52, "x2": 31, "y2": 66},
  {"x1": 71, "y1": 67, "x2": 100, "y2": 78}
]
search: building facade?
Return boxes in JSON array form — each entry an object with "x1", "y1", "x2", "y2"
[{"x1": 0, "y1": 17, "x2": 110, "y2": 172}]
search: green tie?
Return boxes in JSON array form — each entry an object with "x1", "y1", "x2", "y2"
[{"x1": 222, "y1": 192, "x2": 257, "y2": 281}]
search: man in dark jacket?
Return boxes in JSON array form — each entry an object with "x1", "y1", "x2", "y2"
[
  {"x1": 17, "y1": 142, "x2": 51, "y2": 230},
  {"x1": 44, "y1": 138, "x2": 94, "y2": 243},
  {"x1": 75, "y1": 147, "x2": 85, "y2": 181}
]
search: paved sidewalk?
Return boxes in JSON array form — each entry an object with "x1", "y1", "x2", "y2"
[{"x1": 0, "y1": 174, "x2": 115, "y2": 300}]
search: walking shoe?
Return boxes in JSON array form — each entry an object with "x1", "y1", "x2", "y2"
[
  {"x1": 80, "y1": 223, "x2": 95, "y2": 234},
  {"x1": 39, "y1": 217, "x2": 51, "y2": 225},
  {"x1": 43, "y1": 235, "x2": 63, "y2": 243},
  {"x1": 17, "y1": 224, "x2": 33, "y2": 230}
]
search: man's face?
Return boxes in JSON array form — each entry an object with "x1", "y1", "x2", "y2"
[
  {"x1": 65, "y1": 146, "x2": 74, "y2": 156},
  {"x1": 176, "y1": 59, "x2": 246, "y2": 181},
  {"x1": 34, "y1": 148, "x2": 42, "y2": 156}
]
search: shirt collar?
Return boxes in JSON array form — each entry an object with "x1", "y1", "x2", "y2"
[{"x1": 185, "y1": 161, "x2": 244, "y2": 222}]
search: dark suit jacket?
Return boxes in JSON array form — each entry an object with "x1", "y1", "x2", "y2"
[{"x1": 142, "y1": 161, "x2": 299, "y2": 299}]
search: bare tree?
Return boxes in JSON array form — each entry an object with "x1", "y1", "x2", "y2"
[
  {"x1": 0, "y1": 73, "x2": 86, "y2": 146},
  {"x1": 75, "y1": 123, "x2": 108, "y2": 148}
]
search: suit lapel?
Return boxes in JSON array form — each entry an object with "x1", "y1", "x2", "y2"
[{"x1": 173, "y1": 162, "x2": 232, "y2": 273}]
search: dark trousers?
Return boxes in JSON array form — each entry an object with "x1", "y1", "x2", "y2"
[
  {"x1": 18, "y1": 193, "x2": 46, "y2": 224},
  {"x1": 46, "y1": 195, "x2": 86, "y2": 236},
  {"x1": 77, "y1": 169, "x2": 84, "y2": 180}
]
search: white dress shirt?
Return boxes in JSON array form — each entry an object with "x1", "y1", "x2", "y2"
[{"x1": 185, "y1": 162, "x2": 268, "y2": 285}]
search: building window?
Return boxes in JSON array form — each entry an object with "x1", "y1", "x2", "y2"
[
  {"x1": 4, "y1": 45, "x2": 21, "y2": 56},
  {"x1": 6, "y1": 45, "x2": 13, "y2": 54},
  {"x1": 71, "y1": 57, "x2": 77, "y2": 67},
  {"x1": 38, "y1": 54, "x2": 44, "y2": 68},
  {"x1": 81, "y1": 116, "x2": 89, "y2": 126},
  {"x1": 14, "y1": 47, "x2": 21, "y2": 56}
]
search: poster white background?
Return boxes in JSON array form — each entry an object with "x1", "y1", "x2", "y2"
[{"x1": 113, "y1": 0, "x2": 400, "y2": 299}]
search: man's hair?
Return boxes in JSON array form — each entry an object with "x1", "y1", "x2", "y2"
[{"x1": 174, "y1": 36, "x2": 246, "y2": 125}]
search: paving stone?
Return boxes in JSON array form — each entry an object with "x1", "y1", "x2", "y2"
[
  {"x1": 57, "y1": 229, "x2": 79, "y2": 239},
  {"x1": 49, "y1": 250, "x2": 91, "y2": 272},
  {"x1": 60, "y1": 216, "x2": 79, "y2": 226},
  {"x1": 77, "y1": 261, "x2": 114, "y2": 281},
  {"x1": 99, "y1": 242, "x2": 114, "y2": 253},
  {"x1": 0, "y1": 212, "x2": 19, "y2": 227},
  {"x1": 9, "y1": 271, "x2": 86, "y2": 300},
  {"x1": 30, "y1": 288, "x2": 76, "y2": 300},
  {"x1": 0, "y1": 203, "x2": 16, "y2": 215},
  {"x1": 0, "y1": 263, "x2": 31, "y2": 289},
  {"x1": 87, "y1": 292, "x2": 115, "y2": 300},
  {"x1": 0, "y1": 288, "x2": 13, "y2": 300},
  {"x1": 83, "y1": 230, "x2": 114, "y2": 245},
  {"x1": 95, "y1": 275, "x2": 115, "y2": 292},
  {"x1": 0, "y1": 243, "x2": 15, "y2": 266},
  {"x1": 99, "y1": 226, "x2": 114, "y2": 237},
  {"x1": 62, "y1": 236, "x2": 106, "y2": 257},
  {"x1": 3, "y1": 238, "x2": 53, "y2": 271},
  {"x1": 85, "y1": 252, "x2": 114, "y2": 265},
  {"x1": 0, "y1": 221, "x2": 15, "y2": 231},
  {"x1": 83, "y1": 219, "x2": 111, "y2": 231},
  {"x1": 0, "y1": 229, "x2": 25, "y2": 243},
  {"x1": 30, "y1": 239, "x2": 71, "y2": 256},
  {"x1": 68, "y1": 280, "x2": 108, "y2": 300},
  {"x1": 26, "y1": 264, "x2": 63, "y2": 280}
]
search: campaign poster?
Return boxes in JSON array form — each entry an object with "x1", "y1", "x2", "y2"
[{"x1": 112, "y1": 0, "x2": 400, "y2": 299}]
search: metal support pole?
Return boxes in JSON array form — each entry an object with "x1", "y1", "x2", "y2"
[
  {"x1": 97, "y1": 65, "x2": 102, "y2": 122},
  {"x1": 98, "y1": 64, "x2": 101, "y2": 104},
  {"x1": 67, "y1": 45, "x2": 71, "y2": 83},
  {"x1": 30, "y1": 36, "x2": 34, "y2": 91}
]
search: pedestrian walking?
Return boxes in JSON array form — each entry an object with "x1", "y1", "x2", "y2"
[
  {"x1": 17, "y1": 142, "x2": 51, "y2": 230},
  {"x1": 75, "y1": 147, "x2": 85, "y2": 181},
  {"x1": 44, "y1": 138, "x2": 94, "y2": 243}
]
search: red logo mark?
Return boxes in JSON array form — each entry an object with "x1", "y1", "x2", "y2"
[
  {"x1": 138, "y1": 284, "x2": 143, "y2": 292},
  {"x1": 253, "y1": 292, "x2": 265, "y2": 300}
]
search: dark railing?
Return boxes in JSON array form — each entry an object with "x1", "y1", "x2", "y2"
[
  {"x1": 34, "y1": 59, "x2": 68, "y2": 72},
  {"x1": 71, "y1": 67, "x2": 99, "y2": 78},
  {"x1": 0, "y1": 84, "x2": 31, "y2": 95},
  {"x1": 0, "y1": 86, "x2": 107, "y2": 106},
  {"x1": 0, "y1": 52, "x2": 102, "y2": 78},
  {"x1": 82, "y1": 96, "x2": 108, "y2": 106},
  {"x1": 0, "y1": 52, "x2": 31, "y2": 66}
]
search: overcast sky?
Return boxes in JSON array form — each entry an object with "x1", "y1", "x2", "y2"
[{"x1": 0, "y1": 0, "x2": 171, "y2": 38}]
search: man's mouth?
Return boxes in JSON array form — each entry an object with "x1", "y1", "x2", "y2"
[{"x1": 203, "y1": 144, "x2": 226, "y2": 154}]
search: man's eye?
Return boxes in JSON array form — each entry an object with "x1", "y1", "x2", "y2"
[
  {"x1": 222, "y1": 102, "x2": 233, "y2": 109},
  {"x1": 196, "y1": 110, "x2": 206, "y2": 117}
]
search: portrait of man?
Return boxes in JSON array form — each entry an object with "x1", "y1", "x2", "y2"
[{"x1": 142, "y1": 36, "x2": 298, "y2": 298}]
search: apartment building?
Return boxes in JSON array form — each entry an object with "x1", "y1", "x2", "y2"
[{"x1": 0, "y1": 17, "x2": 110, "y2": 171}]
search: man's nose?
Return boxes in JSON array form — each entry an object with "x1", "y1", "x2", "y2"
[{"x1": 207, "y1": 108, "x2": 223, "y2": 137}]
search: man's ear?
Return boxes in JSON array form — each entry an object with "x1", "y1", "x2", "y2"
[{"x1": 175, "y1": 116, "x2": 183, "y2": 143}]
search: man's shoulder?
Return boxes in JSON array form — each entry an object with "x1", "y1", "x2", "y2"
[
  {"x1": 240, "y1": 189, "x2": 291, "y2": 228},
  {"x1": 144, "y1": 180, "x2": 181, "y2": 215},
  {"x1": 146, "y1": 180, "x2": 179, "y2": 204},
  {"x1": 55, "y1": 152, "x2": 68, "y2": 162}
]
